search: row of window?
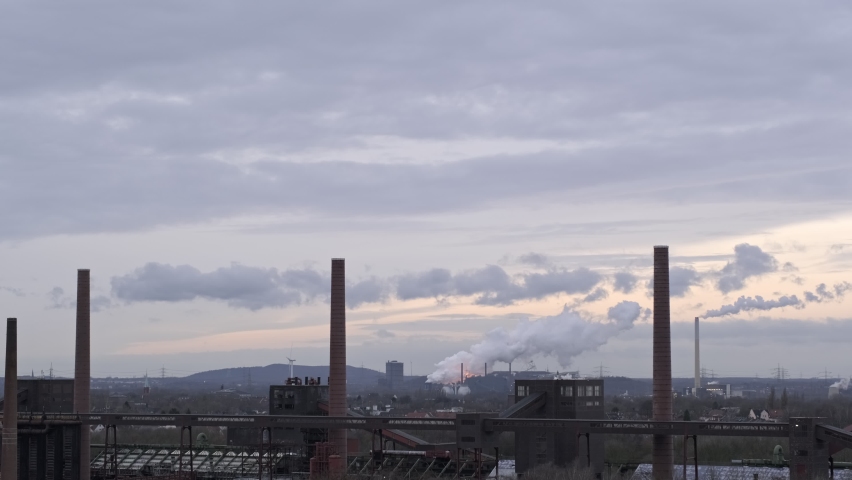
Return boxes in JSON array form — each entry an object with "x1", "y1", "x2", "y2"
[
  {"x1": 272, "y1": 390, "x2": 296, "y2": 399},
  {"x1": 559, "y1": 400, "x2": 601, "y2": 407},
  {"x1": 560, "y1": 385, "x2": 601, "y2": 397},
  {"x1": 517, "y1": 385, "x2": 601, "y2": 397}
]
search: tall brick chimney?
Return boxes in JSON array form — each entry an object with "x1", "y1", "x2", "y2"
[
  {"x1": 328, "y1": 259, "x2": 347, "y2": 466},
  {"x1": 652, "y1": 246, "x2": 673, "y2": 479},
  {"x1": 2, "y1": 318, "x2": 18, "y2": 480},
  {"x1": 74, "y1": 269, "x2": 91, "y2": 480}
]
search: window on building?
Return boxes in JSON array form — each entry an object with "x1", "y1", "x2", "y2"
[
  {"x1": 560, "y1": 385, "x2": 573, "y2": 397},
  {"x1": 284, "y1": 391, "x2": 295, "y2": 399},
  {"x1": 517, "y1": 385, "x2": 529, "y2": 397},
  {"x1": 593, "y1": 385, "x2": 601, "y2": 396},
  {"x1": 586, "y1": 386, "x2": 595, "y2": 397}
]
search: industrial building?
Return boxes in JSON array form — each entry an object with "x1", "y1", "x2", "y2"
[
  {"x1": 0, "y1": 378, "x2": 74, "y2": 414},
  {"x1": 511, "y1": 378, "x2": 605, "y2": 474},
  {"x1": 1, "y1": 252, "x2": 850, "y2": 480},
  {"x1": 385, "y1": 360, "x2": 404, "y2": 388}
]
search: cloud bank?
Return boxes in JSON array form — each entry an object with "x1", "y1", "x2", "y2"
[{"x1": 111, "y1": 263, "x2": 387, "y2": 310}]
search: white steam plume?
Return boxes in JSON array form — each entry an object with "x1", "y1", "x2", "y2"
[
  {"x1": 703, "y1": 294, "x2": 802, "y2": 318},
  {"x1": 426, "y1": 301, "x2": 642, "y2": 384},
  {"x1": 831, "y1": 378, "x2": 850, "y2": 390}
]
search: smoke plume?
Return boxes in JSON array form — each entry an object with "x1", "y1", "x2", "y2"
[
  {"x1": 426, "y1": 301, "x2": 642, "y2": 384},
  {"x1": 704, "y1": 295, "x2": 802, "y2": 318},
  {"x1": 831, "y1": 378, "x2": 850, "y2": 390}
]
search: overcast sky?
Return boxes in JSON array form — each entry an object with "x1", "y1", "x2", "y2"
[{"x1": 2, "y1": 1, "x2": 851, "y2": 381}]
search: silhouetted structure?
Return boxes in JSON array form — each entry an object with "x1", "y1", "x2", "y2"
[
  {"x1": 652, "y1": 246, "x2": 673, "y2": 479},
  {"x1": 328, "y1": 258, "x2": 347, "y2": 469},
  {"x1": 385, "y1": 361, "x2": 404, "y2": 388},
  {"x1": 3, "y1": 319, "x2": 18, "y2": 480},
  {"x1": 0, "y1": 379, "x2": 74, "y2": 414},
  {"x1": 512, "y1": 379, "x2": 605, "y2": 476},
  {"x1": 73, "y1": 269, "x2": 91, "y2": 480}
]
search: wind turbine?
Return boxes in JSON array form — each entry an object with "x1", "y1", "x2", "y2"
[
  {"x1": 287, "y1": 357, "x2": 296, "y2": 380},
  {"x1": 287, "y1": 344, "x2": 296, "y2": 380}
]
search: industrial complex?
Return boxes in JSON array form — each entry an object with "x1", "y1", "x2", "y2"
[{"x1": 1, "y1": 249, "x2": 851, "y2": 479}]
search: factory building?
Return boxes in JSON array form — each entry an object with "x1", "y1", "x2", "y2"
[
  {"x1": 0, "y1": 378, "x2": 74, "y2": 414},
  {"x1": 227, "y1": 378, "x2": 330, "y2": 471},
  {"x1": 385, "y1": 360, "x2": 404, "y2": 388},
  {"x1": 512, "y1": 378, "x2": 605, "y2": 476}
]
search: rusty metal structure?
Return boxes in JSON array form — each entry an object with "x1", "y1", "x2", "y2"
[
  {"x1": 329, "y1": 258, "x2": 347, "y2": 469},
  {"x1": 74, "y1": 269, "x2": 91, "y2": 480},
  {"x1": 652, "y1": 246, "x2": 673, "y2": 479},
  {"x1": 3, "y1": 318, "x2": 18, "y2": 480}
]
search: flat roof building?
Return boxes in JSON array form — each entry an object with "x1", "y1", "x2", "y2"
[
  {"x1": 513, "y1": 378, "x2": 605, "y2": 476},
  {"x1": 386, "y1": 361, "x2": 404, "y2": 389}
]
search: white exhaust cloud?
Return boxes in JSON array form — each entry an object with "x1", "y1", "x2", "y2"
[
  {"x1": 831, "y1": 378, "x2": 850, "y2": 390},
  {"x1": 426, "y1": 301, "x2": 642, "y2": 384},
  {"x1": 703, "y1": 294, "x2": 802, "y2": 318}
]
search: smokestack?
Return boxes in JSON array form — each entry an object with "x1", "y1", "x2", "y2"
[
  {"x1": 694, "y1": 317, "x2": 700, "y2": 391},
  {"x1": 461, "y1": 363, "x2": 464, "y2": 384},
  {"x1": 328, "y1": 259, "x2": 347, "y2": 466},
  {"x1": 74, "y1": 269, "x2": 91, "y2": 480},
  {"x1": 2, "y1": 318, "x2": 18, "y2": 480},
  {"x1": 484, "y1": 363, "x2": 487, "y2": 376},
  {"x1": 652, "y1": 246, "x2": 673, "y2": 479}
]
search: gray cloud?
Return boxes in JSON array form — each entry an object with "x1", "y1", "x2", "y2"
[
  {"x1": 347, "y1": 277, "x2": 390, "y2": 308},
  {"x1": 3, "y1": 3, "x2": 852, "y2": 242},
  {"x1": 803, "y1": 281, "x2": 852, "y2": 303},
  {"x1": 47, "y1": 286, "x2": 112, "y2": 312},
  {"x1": 644, "y1": 266, "x2": 703, "y2": 298},
  {"x1": 111, "y1": 263, "x2": 385, "y2": 310},
  {"x1": 612, "y1": 271, "x2": 638, "y2": 294},
  {"x1": 0, "y1": 286, "x2": 25, "y2": 297},
  {"x1": 396, "y1": 265, "x2": 602, "y2": 306},
  {"x1": 47, "y1": 287, "x2": 73, "y2": 310},
  {"x1": 581, "y1": 287, "x2": 609, "y2": 303},
  {"x1": 671, "y1": 266, "x2": 703, "y2": 297},
  {"x1": 716, "y1": 244, "x2": 778, "y2": 293},
  {"x1": 704, "y1": 294, "x2": 802, "y2": 318},
  {"x1": 375, "y1": 329, "x2": 395, "y2": 339},
  {"x1": 518, "y1": 253, "x2": 550, "y2": 268},
  {"x1": 395, "y1": 269, "x2": 454, "y2": 300}
]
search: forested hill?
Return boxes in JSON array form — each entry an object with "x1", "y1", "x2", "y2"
[{"x1": 182, "y1": 364, "x2": 383, "y2": 387}]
